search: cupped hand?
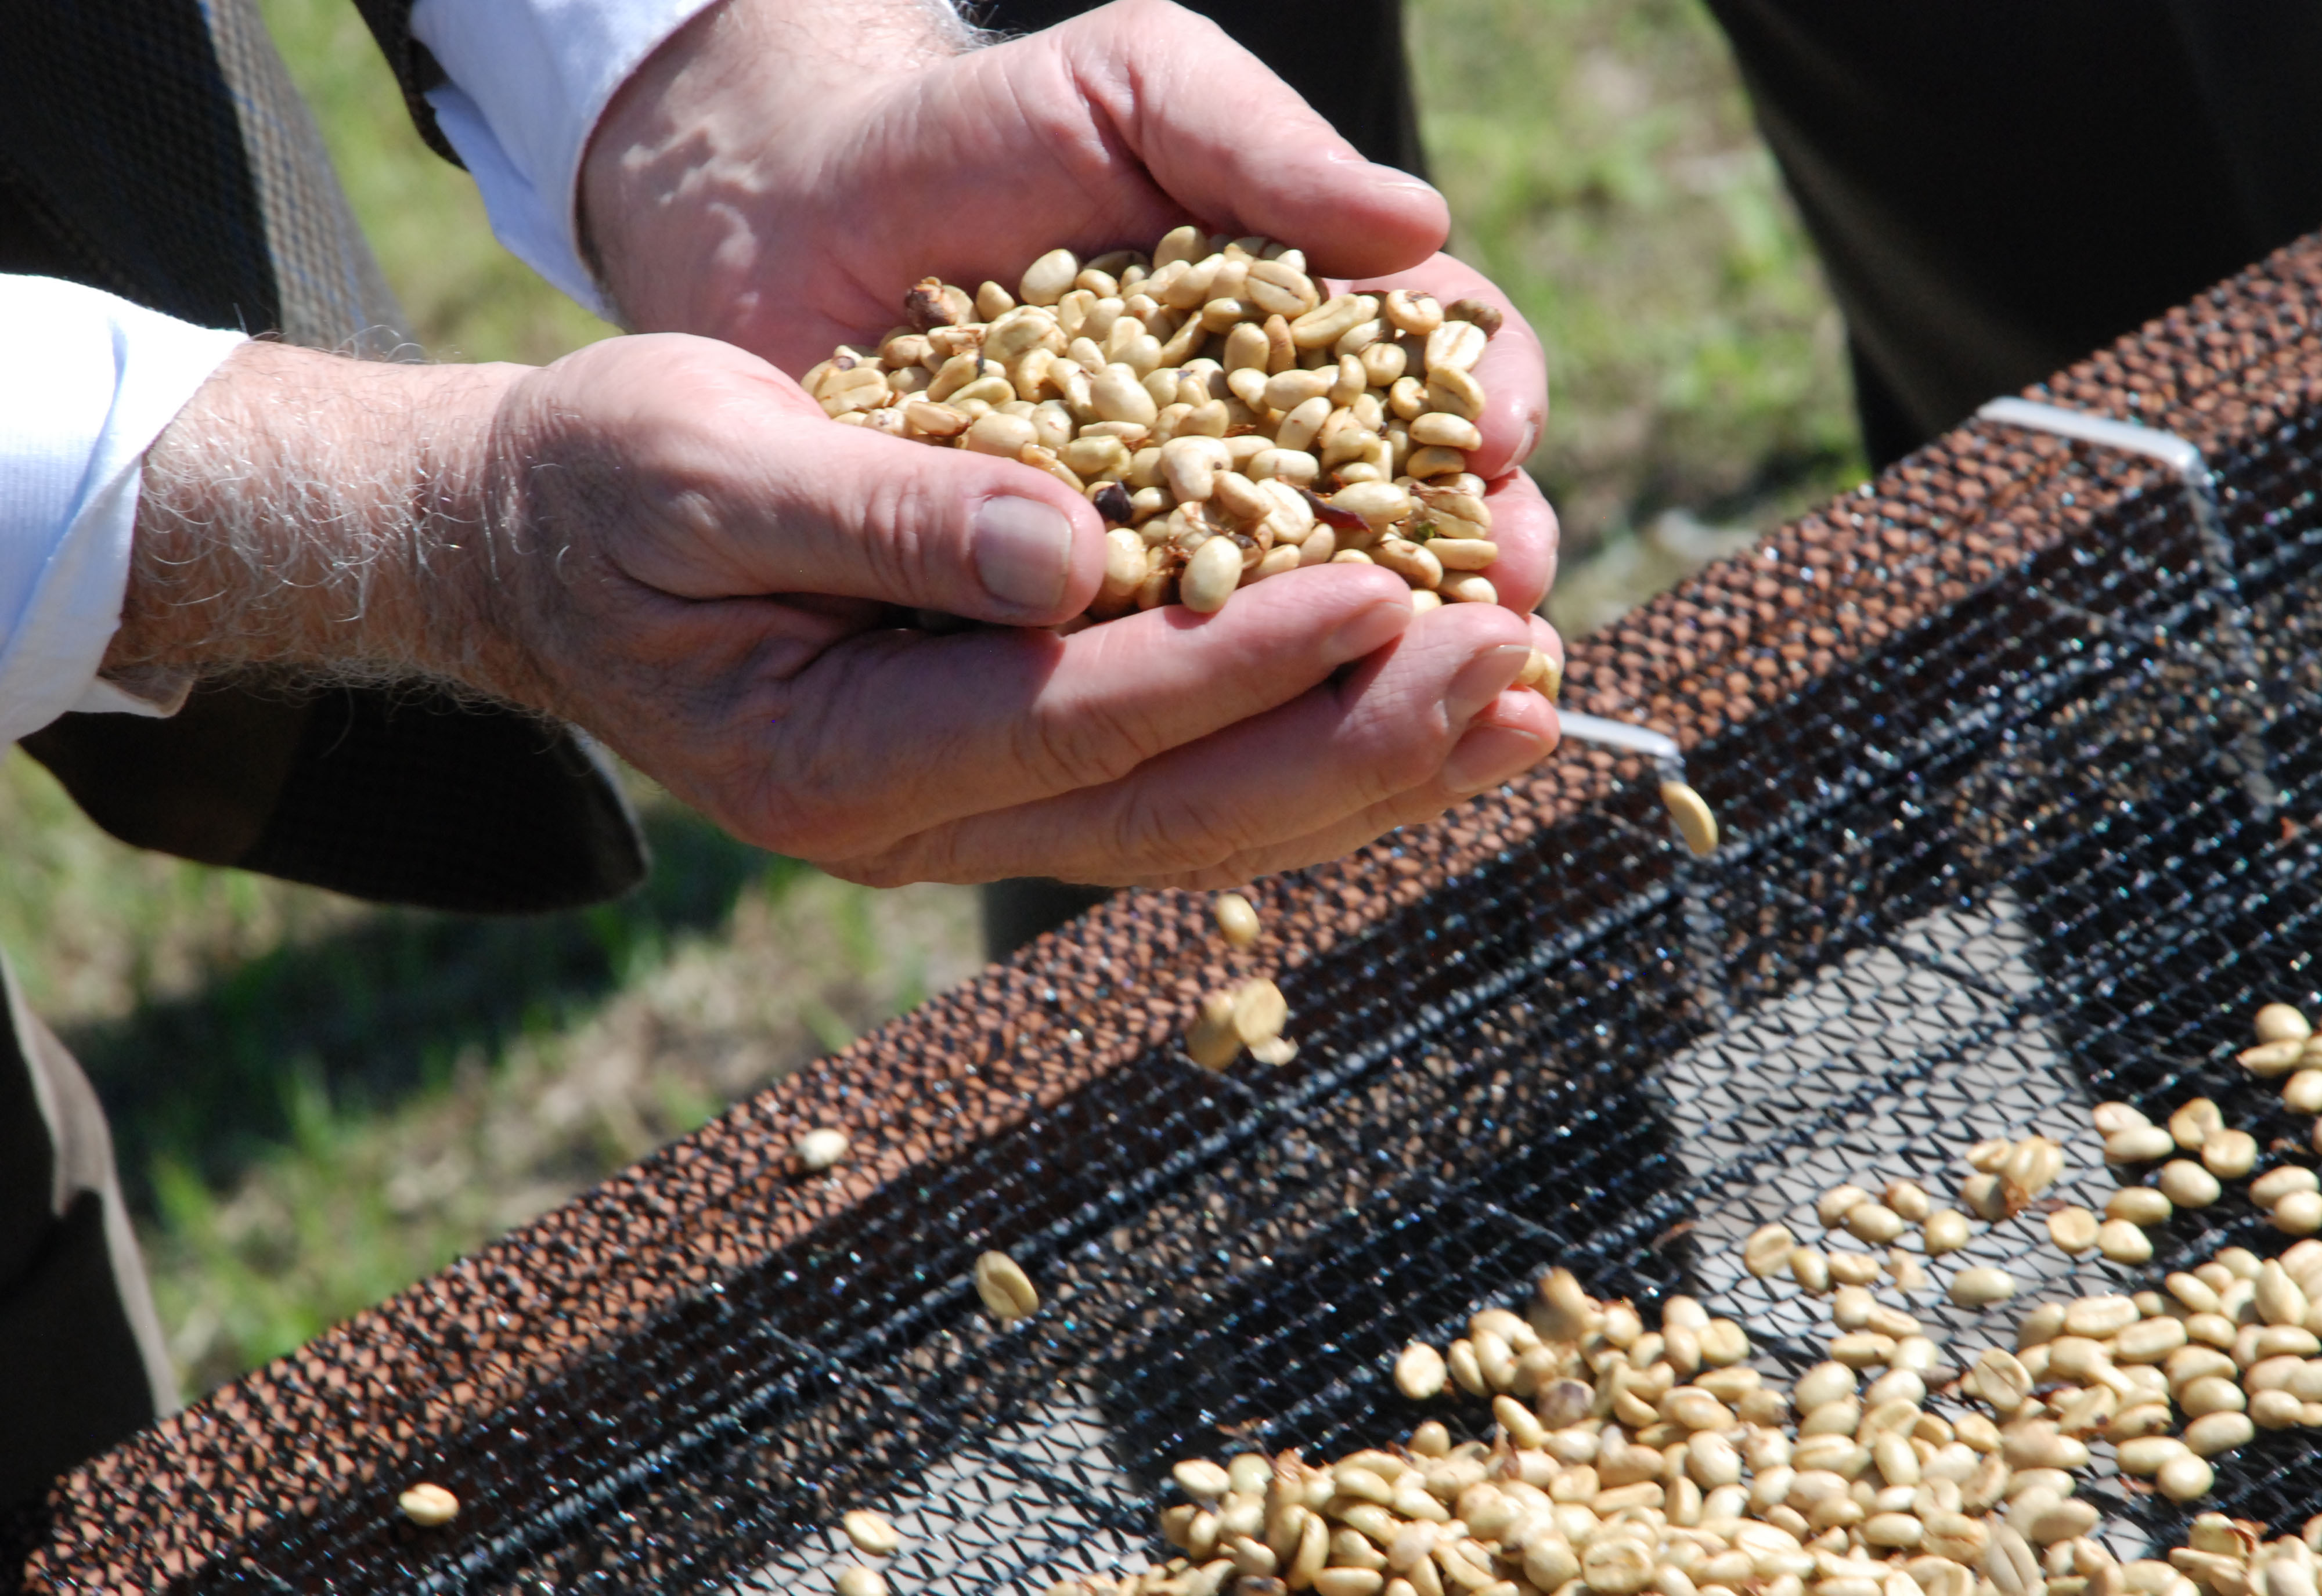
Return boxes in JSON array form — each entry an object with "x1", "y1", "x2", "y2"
[
  {"x1": 481, "y1": 337, "x2": 1563, "y2": 886},
  {"x1": 580, "y1": 0, "x2": 1556, "y2": 621}
]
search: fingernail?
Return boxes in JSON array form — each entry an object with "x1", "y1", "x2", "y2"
[
  {"x1": 973, "y1": 496, "x2": 1074, "y2": 611},
  {"x1": 1442, "y1": 724, "x2": 1550, "y2": 796},
  {"x1": 1446, "y1": 643, "x2": 1534, "y2": 724},
  {"x1": 1324, "y1": 595, "x2": 1412, "y2": 660}
]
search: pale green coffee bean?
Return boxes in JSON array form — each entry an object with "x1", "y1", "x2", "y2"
[
  {"x1": 2251, "y1": 1388, "x2": 2305, "y2": 1429},
  {"x1": 1091, "y1": 364, "x2": 1159, "y2": 426},
  {"x1": 1411, "y1": 413, "x2": 1484, "y2": 452},
  {"x1": 2243, "y1": 1039, "x2": 2309, "y2": 1076},
  {"x1": 1405, "y1": 445, "x2": 1469, "y2": 479},
  {"x1": 1373, "y1": 537, "x2": 1443, "y2": 591},
  {"x1": 1661, "y1": 782, "x2": 1718, "y2": 857},
  {"x1": 1246, "y1": 447, "x2": 1319, "y2": 487},
  {"x1": 1213, "y1": 891, "x2": 1261, "y2": 948},
  {"x1": 1154, "y1": 226, "x2": 1206, "y2": 269},
  {"x1": 2105, "y1": 1187, "x2": 2172, "y2": 1226},
  {"x1": 2166, "y1": 1271, "x2": 2223, "y2": 1314},
  {"x1": 1230, "y1": 978, "x2": 1288, "y2": 1046},
  {"x1": 1383, "y1": 290, "x2": 1444, "y2": 337},
  {"x1": 1790, "y1": 1245, "x2": 1832, "y2": 1292},
  {"x1": 795, "y1": 1128, "x2": 851, "y2": 1172},
  {"x1": 2183, "y1": 1411, "x2": 2256, "y2": 1456},
  {"x1": 844, "y1": 1510, "x2": 903, "y2": 1554},
  {"x1": 2169, "y1": 1097, "x2": 2224, "y2": 1149},
  {"x1": 1272, "y1": 395, "x2": 1332, "y2": 454},
  {"x1": 2276, "y1": 1191, "x2": 2322, "y2": 1235},
  {"x1": 2105, "y1": 1125, "x2": 2176, "y2": 1162},
  {"x1": 2159, "y1": 1160, "x2": 2223, "y2": 1208},
  {"x1": 1425, "y1": 366, "x2": 1485, "y2": 423},
  {"x1": 2179, "y1": 1376, "x2": 2244, "y2": 1417},
  {"x1": 1845, "y1": 1202, "x2": 1907, "y2": 1244},
  {"x1": 2155, "y1": 1453, "x2": 2215, "y2": 1502},
  {"x1": 1161, "y1": 436, "x2": 1229, "y2": 503},
  {"x1": 2204, "y1": 1129, "x2": 2259, "y2": 1179},
  {"x1": 1263, "y1": 369, "x2": 1332, "y2": 412},
  {"x1": 1438, "y1": 573, "x2": 1498, "y2": 605},
  {"x1": 1425, "y1": 320, "x2": 1488, "y2": 374},
  {"x1": 2255, "y1": 1167, "x2": 2322, "y2": 1207},
  {"x1": 837, "y1": 1568, "x2": 887, "y2": 1596},
  {"x1": 2114, "y1": 1316, "x2": 2187, "y2": 1362},
  {"x1": 1960, "y1": 1172, "x2": 2008, "y2": 1221},
  {"x1": 1949, "y1": 1268, "x2": 2016, "y2": 1309},
  {"x1": 1289, "y1": 294, "x2": 1378, "y2": 350},
  {"x1": 2003, "y1": 1136, "x2": 2065, "y2": 1200},
  {"x1": 398, "y1": 1482, "x2": 459, "y2": 1526},
  {"x1": 2258, "y1": 1261, "x2": 2311, "y2": 1326},
  {"x1": 2063, "y1": 1295, "x2": 2138, "y2": 1336},
  {"x1": 1967, "y1": 1136, "x2": 2014, "y2": 1169},
  {"x1": 1699, "y1": 1317, "x2": 1749, "y2": 1366},
  {"x1": 1744, "y1": 1222, "x2": 1798, "y2": 1277},
  {"x1": 965, "y1": 411, "x2": 1037, "y2": 458},
  {"x1": 1329, "y1": 481, "x2": 1414, "y2": 530},
  {"x1": 2047, "y1": 1207, "x2": 2099, "y2": 1254},
  {"x1": 1432, "y1": 539, "x2": 1499, "y2": 572},
  {"x1": 1963, "y1": 1348, "x2": 2031, "y2": 1410},
  {"x1": 1923, "y1": 1209, "x2": 1971, "y2": 1255},
  {"x1": 2256, "y1": 1001, "x2": 2313, "y2": 1043},
  {"x1": 2115, "y1": 1436, "x2": 2188, "y2": 1476},
  {"x1": 973, "y1": 1250, "x2": 1040, "y2": 1322},
  {"x1": 1831, "y1": 1332, "x2": 1896, "y2": 1368},
  {"x1": 1245, "y1": 259, "x2": 1321, "y2": 319},
  {"x1": 1180, "y1": 536, "x2": 1243, "y2": 615},
  {"x1": 950, "y1": 375, "x2": 1016, "y2": 409},
  {"x1": 1174, "y1": 1460, "x2": 1232, "y2": 1498},
  {"x1": 1394, "y1": 1342, "x2": 1446, "y2": 1400}
]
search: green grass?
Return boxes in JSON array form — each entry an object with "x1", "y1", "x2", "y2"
[
  {"x1": 0, "y1": 0, "x2": 1870, "y2": 1399},
  {"x1": 1408, "y1": 0, "x2": 1866, "y2": 633}
]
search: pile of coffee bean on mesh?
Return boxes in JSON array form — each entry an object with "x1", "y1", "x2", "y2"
[{"x1": 805, "y1": 227, "x2": 1513, "y2": 622}]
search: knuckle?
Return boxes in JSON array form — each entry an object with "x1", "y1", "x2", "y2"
[{"x1": 1014, "y1": 693, "x2": 1156, "y2": 794}]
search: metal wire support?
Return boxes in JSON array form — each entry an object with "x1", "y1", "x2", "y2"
[{"x1": 1976, "y1": 396, "x2": 2279, "y2": 812}]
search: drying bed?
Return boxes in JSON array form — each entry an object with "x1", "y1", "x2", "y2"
[{"x1": 22, "y1": 233, "x2": 2322, "y2": 1593}]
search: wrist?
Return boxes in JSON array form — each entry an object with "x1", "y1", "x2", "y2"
[
  {"x1": 111, "y1": 342, "x2": 535, "y2": 703},
  {"x1": 579, "y1": 0, "x2": 972, "y2": 337}
]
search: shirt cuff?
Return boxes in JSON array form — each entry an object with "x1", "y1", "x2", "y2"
[
  {"x1": 0, "y1": 277, "x2": 246, "y2": 746},
  {"x1": 412, "y1": 0, "x2": 720, "y2": 322}
]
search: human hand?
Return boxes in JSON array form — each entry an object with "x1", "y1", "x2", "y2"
[
  {"x1": 116, "y1": 337, "x2": 1560, "y2": 887},
  {"x1": 579, "y1": 0, "x2": 1556, "y2": 618}
]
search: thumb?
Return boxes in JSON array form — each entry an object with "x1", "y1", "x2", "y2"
[
  {"x1": 712, "y1": 413, "x2": 1110, "y2": 625},
  {"x1": 1052, "y1": 0, "x2": 1450, "y2": 280},
  {"x1": 521, "y1": 335, "x2": 1110, "y2": 624}
]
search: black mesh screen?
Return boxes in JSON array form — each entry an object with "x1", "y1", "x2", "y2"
[{"x1": 26, "y1": 239, "x2": 2322, "y2": 1595}]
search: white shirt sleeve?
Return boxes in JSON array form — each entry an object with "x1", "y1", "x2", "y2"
[
  {"x1": 410, "y1": 0, "x2": 720, "y2": 320},
  {"x1": 0, "y1": 277, "x2": 246, "y2": 746}
]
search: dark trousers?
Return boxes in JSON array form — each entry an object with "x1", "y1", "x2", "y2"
[{"x1": 0, "y1": 957, "x2": 176, "y2": 1512}]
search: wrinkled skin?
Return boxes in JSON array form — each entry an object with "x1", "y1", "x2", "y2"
[{"x1": 543, "y1": 0, "x2": 1566, "y2": 884}]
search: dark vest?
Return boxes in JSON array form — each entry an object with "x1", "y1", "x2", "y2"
[{"x1": 1, "y1": 0, "x2": 643, "y2": 913}]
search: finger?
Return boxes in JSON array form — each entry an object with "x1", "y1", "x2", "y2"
[
  {"x1": 1464, "y1": 470, "x2": 1559, "y2": 617},
  {"x1": 1144, "y1": 685, "x2": 1564, "y2": 888},
  {"x1": 1344, "y1": 254, "x2": 1546, "y2": 479},
  {"x1": 748, "y1": 564, "x2": 1420, "y2": 860},
  {"x1": 827, "y1": 599, "x2": 1549, "y2": 884},
  {"x1": 571, "y1": 337, "x2": 1110, "y2": 625},
  {"x1": 1051, "y1": 0, "x2": 1450, "y2": 279}
]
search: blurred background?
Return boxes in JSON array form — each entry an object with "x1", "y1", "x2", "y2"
[{"x1": 0, "y1": 0, "x2": 1865, "y2": 1397}]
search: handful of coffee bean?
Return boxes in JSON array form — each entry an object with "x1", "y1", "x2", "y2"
[{"x1": 805, "y1": 226, "x2": 1514, "y2": 625}]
